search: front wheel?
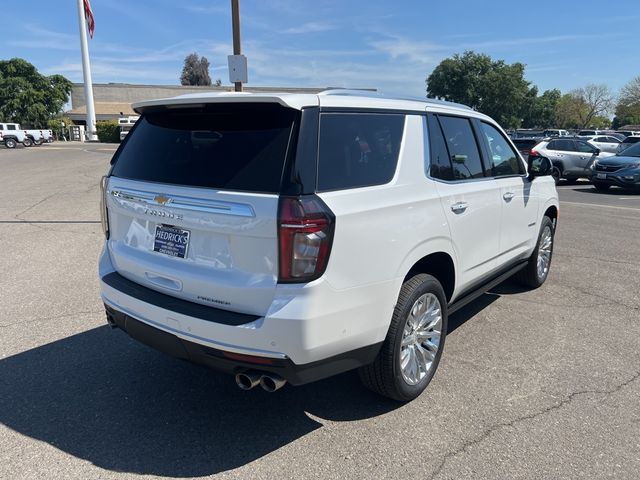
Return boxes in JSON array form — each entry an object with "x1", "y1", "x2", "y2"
[
  {"x1": 551, "y1": 167, "x2": 561, "y2": 185},
  {"x1": 515, "y1": 216, "x2": 555, "y2": 288},
  {"x1": 4, "y1": 138, "x2": 17, "y2": 149},
  {"x1": 593, "y1": 182, "x2": 610, "y2": 192},
  {"x1": 359, "y1": 274, "x2": 448, "y2": 401},
  {"x1": 22, "y1": 138, "x2": 33, "y2": 147}
]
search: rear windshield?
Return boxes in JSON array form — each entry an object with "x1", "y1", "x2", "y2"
[{"x1": 110, "y1": 104, "x2": 297, "y2": 193}]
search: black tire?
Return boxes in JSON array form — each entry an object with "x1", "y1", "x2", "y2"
[
  {"x1": 22, "y1": 138, "x2": 33, "y2": 147},
  {"x1": 4, "y1": 138, "x2": 17, "y2": 149},
  {"x1": 551, "y1": 167, "x2": 561, "y2": 185},
  {"x1": 33, "y1": 138, "x2": 43, "y2": 146},
  {"x1": 564, "y1": 178, "x2": 578, "y2": 185},
  {"x1": 593, "y1": 182, "x2": 610, "y2": 192},
  {"x1": 358, "y1": 273, "x2": 448, "y2": 401},
  {"x1": 514, "y1": 216, "x2": 555, "y2": 289}
]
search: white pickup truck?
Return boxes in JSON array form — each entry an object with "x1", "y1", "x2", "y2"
[{"x1": 0, "y1": 123, "x2": 52, "y2": 148}]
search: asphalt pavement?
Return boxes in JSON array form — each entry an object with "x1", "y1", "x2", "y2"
[{"x1": 1, "y1": 143, "x2": 639, "y2": 479}]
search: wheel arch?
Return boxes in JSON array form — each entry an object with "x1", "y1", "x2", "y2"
[{"x1": 402, "y1": 251, "x2": 456, "y2": 303}]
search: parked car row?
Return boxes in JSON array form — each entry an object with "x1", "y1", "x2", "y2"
[
  {"x1": 521, "y1": 137, "x2": 640, "y2": 191},
  {"x1": 0, "y1": 123, "x2": 54, "y2": 148}
]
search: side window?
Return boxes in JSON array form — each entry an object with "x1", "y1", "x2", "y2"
[
  {"x1": 606, "y1": 136, "x2": 620, "y2": 143},
  {"x1": 427, "y1": 114, "x2": 454, "y2": 180},
  {"x1": 550, "y1": 139, "x2": 572, "y2": 151},
  {"x1": 7, "y1": 124, "x2": 16, "y2": 131},
  {"x1": 480, "y1": 122, "x2": 525, "y2": 176},
  {"x1": 593, "y1": 136, "x2": 607, "y2": 143},
  {"x1": 576, "y1": 141, "x2": 596, "y2": 153},
  {"x1": 317, "y1": 113, "x2": 405, "y2": 191},
  {"x1": 438, "y1": 115, "x2": 485, "y2": 180}
]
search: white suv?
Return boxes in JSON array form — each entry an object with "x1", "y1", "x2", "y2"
[{"x1": 99, "y1": 90, "x2": 559, "y2": 401}]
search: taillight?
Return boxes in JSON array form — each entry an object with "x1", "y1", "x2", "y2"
[
  {"x1": 100, "y1": 176, "x2": 110, "y2": 239},
  {"x1": 278, "y1": 195, "x2": 335, "y2": 283},
  {"x1": 529, "y1": 149, "x2": 539, "y2": 156}
]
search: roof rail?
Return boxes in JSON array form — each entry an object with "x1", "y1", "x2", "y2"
[
  {"x1": 318, "y1": 88, "x2": 380, "y2": 96},
  {"x1": 317, "y1": 88, "x2": 472, "y2": 110}
]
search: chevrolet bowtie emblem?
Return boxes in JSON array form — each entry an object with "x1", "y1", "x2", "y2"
[{"x1": 154, "y1": 195, "x2": 171, "y2": 205}]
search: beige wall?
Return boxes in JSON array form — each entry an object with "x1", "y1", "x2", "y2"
[{"x1": 70, "y1": 83, "x2": 326, "y2": 109}]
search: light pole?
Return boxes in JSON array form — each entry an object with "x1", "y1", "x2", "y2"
[
  {"x1": 76, "y1": 0, "x2": 97, "y2": 141},
  {"x1": 228, "y1": 0, "x2": 247, "y2": 92}
]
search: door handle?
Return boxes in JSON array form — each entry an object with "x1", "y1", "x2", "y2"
[
  {"x1": 451, "y1": 202, "x2": 468, "y2": 213},
  {"x1": 503, "y1": 192, "x2": 515, "y2": 201}
]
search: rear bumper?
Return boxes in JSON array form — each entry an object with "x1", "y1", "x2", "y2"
[{"x1": 104, "y1": 302, "x2": 381, "y2": 385}]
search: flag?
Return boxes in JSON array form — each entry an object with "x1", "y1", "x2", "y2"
[{"x1": 84, "y1": 0, "x2": 95, "y2": 38}]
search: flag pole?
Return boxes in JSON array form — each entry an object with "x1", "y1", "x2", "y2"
[{"x1": 76, "y1": 0, "x2": 97, "y2": 141}]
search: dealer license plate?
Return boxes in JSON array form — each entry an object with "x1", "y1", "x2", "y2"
[
  {"x1": 597, "y1": 173, "x2": 607, "y2": 180},
  {"x1": 153, "y1": 225, "x2": 190, "y2": 258}
]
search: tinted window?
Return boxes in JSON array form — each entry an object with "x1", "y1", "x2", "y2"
[
  {"x1": 622, "y1": 142, "x2": 640, "y2": 157},
  {"x1": 576, "y1": 141, "x2": 596, "y2": 153},
  {"x1": 548, "y1": 139, "x2": 573, "y2": 151},
  {"x1": 438, "y1": 116, "x2": 485, "y2": 179},
  {"x1": 480, "y1": 122, "x2": 525, "y2": 176},
  {"x1": 111, "y1": 104, "x2": 297, "y2": 193},
  {"x1": 605, "y1": 136, "x2": 620, "y2": 143},
  {"x1": 317, "y1": 113, "x2": 404, "y2": 191},
  {"x1": 7, "y1": 124, "x2": 16, "y2": 130},
  {"x1": 427, "y1": 114, "x2": 454, "y2": 180}
]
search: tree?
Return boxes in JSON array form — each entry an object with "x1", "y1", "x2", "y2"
[
  {"x1": 613, "y1": 76, "x2": 640, "y2": 128},
  {"x1": 571, "y1": 84, "x2": 612, "y2": 129},
  {"x1": 180, "y1": 53, "x2": 212, "y2": 86},
  {"x1": 0, "y1": 58, "x2": 72, "y2": 128},
  {"x1": 426, "y1": 51, "x2": 532, "y2": 128},
  {"x1": 522, "y1": 88, "x2": 561, "y2": 128}
]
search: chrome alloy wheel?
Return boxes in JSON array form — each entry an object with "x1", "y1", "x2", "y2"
[
  {"x1": 537, "y1": 225, "x2": 553, "y2": 280},
  {"x1": 400, "y1": 293, "x2": 442, "y2": 386}
]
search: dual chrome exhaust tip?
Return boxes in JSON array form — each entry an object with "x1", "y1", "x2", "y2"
[{"x1": 235, "y1": 371, "x2": 287, "y2": 392}]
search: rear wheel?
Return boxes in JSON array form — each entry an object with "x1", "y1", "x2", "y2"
[
  {"x1": 593, "y1": 182, "x2": 610, "y2": 192},
  {"x1": 4, "y1": 138, "x2": 17, "y2": 149},
  {"x1": 515, "y1": 216, "x2": 555, "y2": 288},
  {"x1": 359, "y1": 274, "x2": 447, "y2": 401},
  {"x1": 551, "y1": 167, "x2": 561, "y2": 185}
]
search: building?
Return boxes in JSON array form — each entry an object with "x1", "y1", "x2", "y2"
[{"x1": 67, "y1": 83, "x2": 335, "y2": 124}]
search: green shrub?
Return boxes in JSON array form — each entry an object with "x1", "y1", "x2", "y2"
[{"x1": 96, "y1": 120, "x2": 120, "y2": 143}]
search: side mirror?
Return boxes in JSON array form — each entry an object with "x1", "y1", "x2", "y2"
[
  {"x1": 593, "y1": 148, "x2": 600, "y2": 156},
  {"x1": 528, "y1": 155, "x2": 552, "y2": 180}
]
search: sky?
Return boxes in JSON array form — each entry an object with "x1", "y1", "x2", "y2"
[{"x1": 2, "y1": 0, "x2": 639, "y2": 97}]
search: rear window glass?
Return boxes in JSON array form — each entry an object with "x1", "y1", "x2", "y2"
[
  {"x1": 317, "y1": 113, "x2": 405, "y2": 191},
  {"x1": 110, "y1": 104, "x2": 297, "y2": 193}
]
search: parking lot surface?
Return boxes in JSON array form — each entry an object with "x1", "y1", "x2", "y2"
[{"x1": 1, "y1": 143, "x2": 639, "y2": 479}]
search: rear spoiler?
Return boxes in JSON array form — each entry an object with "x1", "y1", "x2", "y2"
[{"x1": 132, "y1": 92, "x2": 318, "y2": 114}]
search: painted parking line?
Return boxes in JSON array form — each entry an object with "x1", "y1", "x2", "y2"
[{"x1": 560, "y1": 200, "x2": 640, "y2": 211}]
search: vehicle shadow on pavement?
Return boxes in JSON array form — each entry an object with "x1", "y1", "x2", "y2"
[
  {"x1": 0, "y1": 325, "x2": 396, "y2": 476},
  {"x1": 448, "y1": 292, "x2": 501, "y2": 333},
  {"x1": 0, "y1": 296, "x2": 496, "y2": 477}
]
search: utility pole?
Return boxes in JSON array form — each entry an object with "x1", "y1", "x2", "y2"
[
  {"x1": 76, "y1": 0, "x2": 97, "y2": 141},
  {"x1": 227, "y1": 0, "x2": 247, "y2": 91}
]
